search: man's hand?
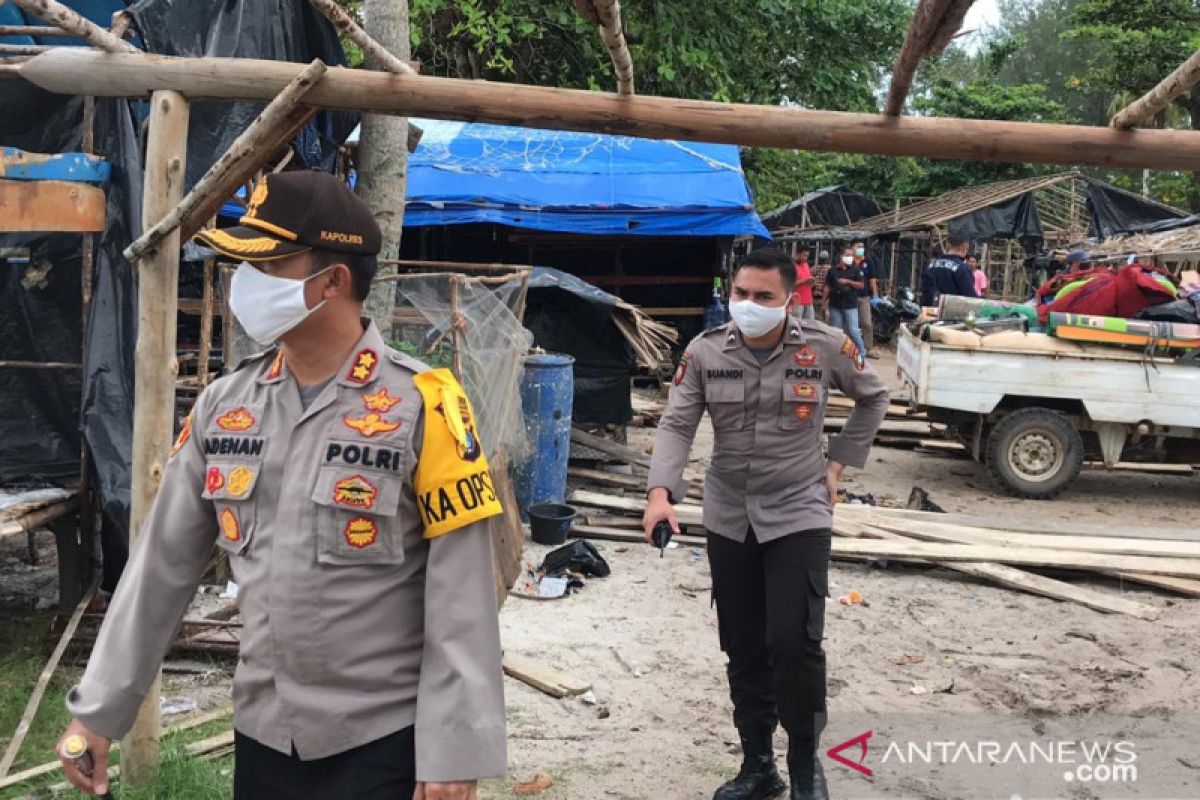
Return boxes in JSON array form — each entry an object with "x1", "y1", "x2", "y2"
[
  {"x1": 836, "y1": 278, "x2": 849, "y2": 285},
  {"x1": 57, "y1": 720, "x2": 111, "y2": 796},
  {"x1": 414, "y1": 781, "x2": 477, "y2": 800},
  {"x1": 825, "y1": 460, "x2": 844, "y2": 504},
  {"x1": 642, "y1": 487, "x2": 679, "y2": 543}
]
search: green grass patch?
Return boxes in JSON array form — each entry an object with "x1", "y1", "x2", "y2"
[{"x1": 0, "y1": 612, "x2": 73, "y2": 776}]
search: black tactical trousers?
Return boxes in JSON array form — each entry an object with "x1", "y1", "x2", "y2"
[
  {"x1": 234, "y1": 726, "x2": 415, "y2": 799},
  {"x1": 708, "y1": 527, "x2": 830, "y2": 745}
]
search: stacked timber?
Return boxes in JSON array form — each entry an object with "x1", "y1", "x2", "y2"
[{"x1": 564, "y1": 427, "x2": 1198, "y2": 621}]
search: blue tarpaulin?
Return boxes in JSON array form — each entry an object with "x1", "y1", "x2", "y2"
[{"x1": 221, "y1": 118, "x2": 769, "y2": 239}]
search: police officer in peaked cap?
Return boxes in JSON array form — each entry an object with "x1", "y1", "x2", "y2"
[
  {"x1": 58, "y1": 171, "x2": 506, "y2": 800},
  {"x1": 643, "y1": 248, "x2": 889, "y2": 800}
]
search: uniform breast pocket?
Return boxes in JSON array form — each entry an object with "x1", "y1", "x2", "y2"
[
  {"x1": 780, "y1": 380, "x2": 824, "y2": 431},
  {"x1": 203, "y1": 460, "x2": 263, "y2": 556},
  {"x1": 705, "y1": 381, "x2": 746, "y2": 430},
  {"x1": 310, "y1": 448, "x2": 406, "y2": 566}
]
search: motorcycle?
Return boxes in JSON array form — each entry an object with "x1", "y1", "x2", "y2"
[{"x1": 870, "y1": 286, "x2": 921, "y2": 344}]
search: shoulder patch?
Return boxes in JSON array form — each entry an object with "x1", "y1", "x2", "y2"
[{"x1": 412, "y1": 369, "x2": 503, "y2": 539}]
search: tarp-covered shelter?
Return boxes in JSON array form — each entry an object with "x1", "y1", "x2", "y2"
[
  {"x1": 0, "y1": 0, "x2": 356, "y2": 589},
  {"x1": 760, "y1": 186, "x2": 882, "y2": 232}
]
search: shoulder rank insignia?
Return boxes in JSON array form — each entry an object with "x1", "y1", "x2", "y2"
[
  {"x1": 264, "y1": 351, "x2": 285, "y2": 381},
  {"x1": 170, "y1": 413, "x2": 193, "y2": 457},
  {"x1": 227, "y1": 466, "x2": 255, "y2": 498},
  {"x1": 344, "y1": 516, "x2": 379, "y2": 549},
  {"x1": 333, "y1": 475, "x2": 378, "y2": 509},
  {"x1": 216, "y1": 407, "x2": 256, "y2": 432},
  {"x1": 794, "y1": 346, "x2": 818, "y2": 367},
  {"x1": 218, "y1": 508, "x2": 241, "y2": 543},
  {"x1": 347, "y1": 348, "x2": 378, "y2": 384},
  {"x1": 343, "y1": 412, "x2": 401, "y2": 438},
  {"x1": 363, "y1": 387, "x2": 401, "y2": 413}
]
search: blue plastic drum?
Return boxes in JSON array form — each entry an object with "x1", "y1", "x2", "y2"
[{"x1": 513, "y1": 353, "x2": 576, "y2": 521}]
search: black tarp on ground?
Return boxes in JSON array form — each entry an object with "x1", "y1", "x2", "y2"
[
  {"x1": 1087, "y1": 182, "x2": 1187, "y2": 240},
  {"x1": 949, "y1": 192, "x2": 1044, "y2": 247},
  {"x1": 761, "y1": 186, "x2": 882, "y2": 231},
  {"x1": 0, "y1": 1, "x2": 354, "y2": 589},
  {"x1": 523, "y1": 268, "x2": 634, "y2": 426}
]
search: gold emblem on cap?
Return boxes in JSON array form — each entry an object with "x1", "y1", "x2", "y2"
[{"x1": 245, "y1": 180, "x2": 269, "y2": 218}]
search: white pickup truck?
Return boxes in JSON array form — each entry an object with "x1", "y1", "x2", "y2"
[{"x1": 896, "y1": 324, "x2": 1200, "y2": 498}]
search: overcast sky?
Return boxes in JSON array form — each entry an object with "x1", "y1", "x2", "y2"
[{"x1": 963, "y1": 0, "x2": 1001, "y2": 33}]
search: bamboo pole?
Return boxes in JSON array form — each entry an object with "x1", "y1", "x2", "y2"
[
  {"x1": 19, "y1": 49, "x2": 1200, "y2": 171},
  {"x1": 308, "y1": 0, "x2": 415, "y2": 75},
  {"x1": 1112, "y1": 46, "x2": 1200, "y2": 129},
  {"x1": 197, "y1": 257, "x2": 215, "y2": 388},
  {"x1": 123, "y1": 89, "x2": 190, "y2": 787},
  {"x1": 10, "y1": 0, "x2": 139, "y2": 54},
  {"x1": 884, "y1": 0, "x2": 975, "y2": 116},
  {"x1": 575, "y1": 0, "x2": 635, "y2": 95},
  {"x1": 0, "y1": 24, "x2": 72, "y2": 37},
  {"x1": 123, "y1": 59, "x2": 327, "y2": 262}
]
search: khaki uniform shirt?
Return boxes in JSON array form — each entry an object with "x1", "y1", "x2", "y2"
[
  {"x1": 68, "y1": 321, "x2": 507, "y2": 782},
  {"x1": 647, "y1": 320, "x2": 889, "y2": 542}
]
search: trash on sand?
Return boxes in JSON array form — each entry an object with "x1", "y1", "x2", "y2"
[
  {"x1": 160, "y1": 696, "x2": 199, "y2": 716},
  {"x1": 896, "y1": 653, "x2": 924, "y2": 665},
  {"x1": 838, "y1": 590, "x2": 864, "y2": 606},
  {"x1": 907, "y1": 486, "x2": 945, "y2": 513},
  {"x1": 910, "y1": 683, "x2": 929, "y2": 696},
  {"x1": 580, "y1": 689, "x2": 598, "y2": 705},
  {"x1": 539, "y1": 540, "x2": 611, "y2": 578},
  {"x1": 836, "y1": 489, "x2": 877, "y2": 506},
  {"x1": 538, "y1": 576, "x2": 569, "y2": 598},
  {"x1": 513, "y1": 773, "x2": 555, "y2": 795},
  {"x1": 220, "y1": 581, "x2": 239, "y2": 600}
]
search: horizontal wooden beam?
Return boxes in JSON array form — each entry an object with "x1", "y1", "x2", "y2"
[
  {"x1": 17, "y1": 50, "x2": 1200, "y2": 171},
  {"x1": 0, "y1": 178, "x2": 105, "y2": 232},
  {"x1": 0, "y1": 24, "x2": 72, "y2": 37},
  {"x1": 10, "y1": 0, "x2": 138, "y2": 54}
]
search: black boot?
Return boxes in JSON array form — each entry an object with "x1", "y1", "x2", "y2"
[
  {"x1": 713, "y1": 730, "x2": 787, "y2": 800},
  {"x1": 787, "y1": 739, "x2": 829, "y2": 800}
]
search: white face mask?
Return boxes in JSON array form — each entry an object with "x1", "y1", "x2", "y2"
[
  {"x1": 230, "y1": 262, "x2": 332, "y2": 345},
  {"x1": 729, "y1": 299, "x2": 788, "y2": 339},
  {"x1": 842, "y1": 256, "x2": 854, "y2": 266}
]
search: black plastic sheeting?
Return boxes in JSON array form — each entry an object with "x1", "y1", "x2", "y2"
[
  {"x1": 1087, "y1": 182, "x2": 1187, "y2": 240},
  {"x1": 0, "y1": 1, "x2": 355, "y2": 589},
  {"x1": 524, "y1": 268, "x2": 633, "y2": 426},
  {"x1": 761, "y1": 186, "x2": 882, "y2": 231},
  {"x1": 949, "y1": 192, "x2": 1044, "y2": 248}
]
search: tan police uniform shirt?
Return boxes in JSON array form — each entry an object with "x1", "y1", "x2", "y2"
[
  {"x1": 67, "y1": 321, "x2": 507, "y2": 782},
  {"x1": 647, "y1": 319, "x2": 889, "y2": 541}
]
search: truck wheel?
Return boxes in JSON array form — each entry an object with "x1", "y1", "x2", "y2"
[{"x1": 985, "y1": 408, "x2": 1083, "y2": 499}]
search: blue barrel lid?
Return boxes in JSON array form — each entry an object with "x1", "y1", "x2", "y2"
[{"x1": 523, "y1": 353, "x2": 576, "y2": 367}]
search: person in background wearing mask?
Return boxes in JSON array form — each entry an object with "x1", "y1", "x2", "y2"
[
  {"x1": 850, "y1": 241, "x2": 879, "y2": 359},
  {"x1": 919, "y1": 234, "x2": 977, "y2": 307},
  {"x1": 968, "y1": 254, "x2": 988, "y2": 298},
  {"x1": 643, "y1": 247, "x2": 888, "y2": 800},
  {"x1": 57, "y1": 171, "x2": 506, "y2": 800},
  {"x1": 792, "y1": 247, "x2": 815, "y2": 319},
  {"x1": 825, "y1": 248, "x2": 868, "y2": 369}
]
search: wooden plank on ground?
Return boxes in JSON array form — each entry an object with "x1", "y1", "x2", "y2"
[
  {"x1": 0, "y1": 178, "x2": 105, "y2": 232},
  {"x1": 568, "y1": 489, "x2": 702, "y2": 527},
  {"x1": 832, "y1": 519, "x2": 1160, "y2": 620},
  {"x1": 570, "y1": 428, "x2": 704, "y2": 482},
  {"x1": 569, "y1": 467, "x2": 703, "y2": 500},
  {"x1": 502, "y1": 653, "x2": 592, "y2": 698},
  {"x1": 571, "y1": 524, "x2": 706, "y2": 548},
  {"x1": 832, "y1": 538, "x2": 1200, "y2": 578}
]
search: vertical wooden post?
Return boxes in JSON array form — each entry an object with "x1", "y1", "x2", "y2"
[
  {"x1": 123, "y1": 89, "x2": 189, "y2": 787},
  {"x1": 78, "y1": 93, "x2": 98, "y2": 585},
  {"x1": 197, "y1": 257, "x2": 214, "y2": 387}
]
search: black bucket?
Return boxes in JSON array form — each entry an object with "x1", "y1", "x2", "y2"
[{"x1": 528, "y1": 503, "x2": 577, "y2": 546}]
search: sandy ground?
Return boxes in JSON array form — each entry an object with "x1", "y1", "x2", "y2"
[
  {"x1": 4, "y1": 346, "x2": 1200, "y2": 798},
  {"x1": 493, "y1": 348, "x2": 1200, "y2": 800}
]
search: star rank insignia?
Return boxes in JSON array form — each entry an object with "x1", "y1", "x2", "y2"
[{"x1": 346, "y1": 348, "x2": 378, "y2": 384}]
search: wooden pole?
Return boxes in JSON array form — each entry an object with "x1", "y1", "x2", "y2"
[
  {"x1": 1112, "y1": 46, "x2": 1200, "y2": 129},
  {"x1": 575, "y1": 0, "x2": 635, "y2": 95},
  {"x1": 197, "y1": 257, "x2": 215, "y2": 388},
  {"x1": 123, "y1": 89, "x2": 189, "y2": 787},
  {"x1": 19, "y1": 50, "x2": 1200, "y2": 171},
  {"x1": 307, "y1": 0, "x2": 415, "y2": 75},
  {"x1": 123, "y1": 59, "x2": 327, "y2": 262},
  {"x1": 0, "y1": 24, "x2": 72, "y2": 37},
  {"x1": 884, "y1": 0, "x2": 974, "y2": 116},
  {"x1": 9, "y1": 0, "x2": 139, "y2": 54}
]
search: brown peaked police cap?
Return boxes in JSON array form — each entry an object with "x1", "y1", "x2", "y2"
[{"x1": 194, "y1": 171, "x2": 382, "y2": 262}]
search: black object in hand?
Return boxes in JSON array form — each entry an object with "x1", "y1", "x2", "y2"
[{"x1": 651, "y1": 520, "x2": 674, "y2": 557}]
